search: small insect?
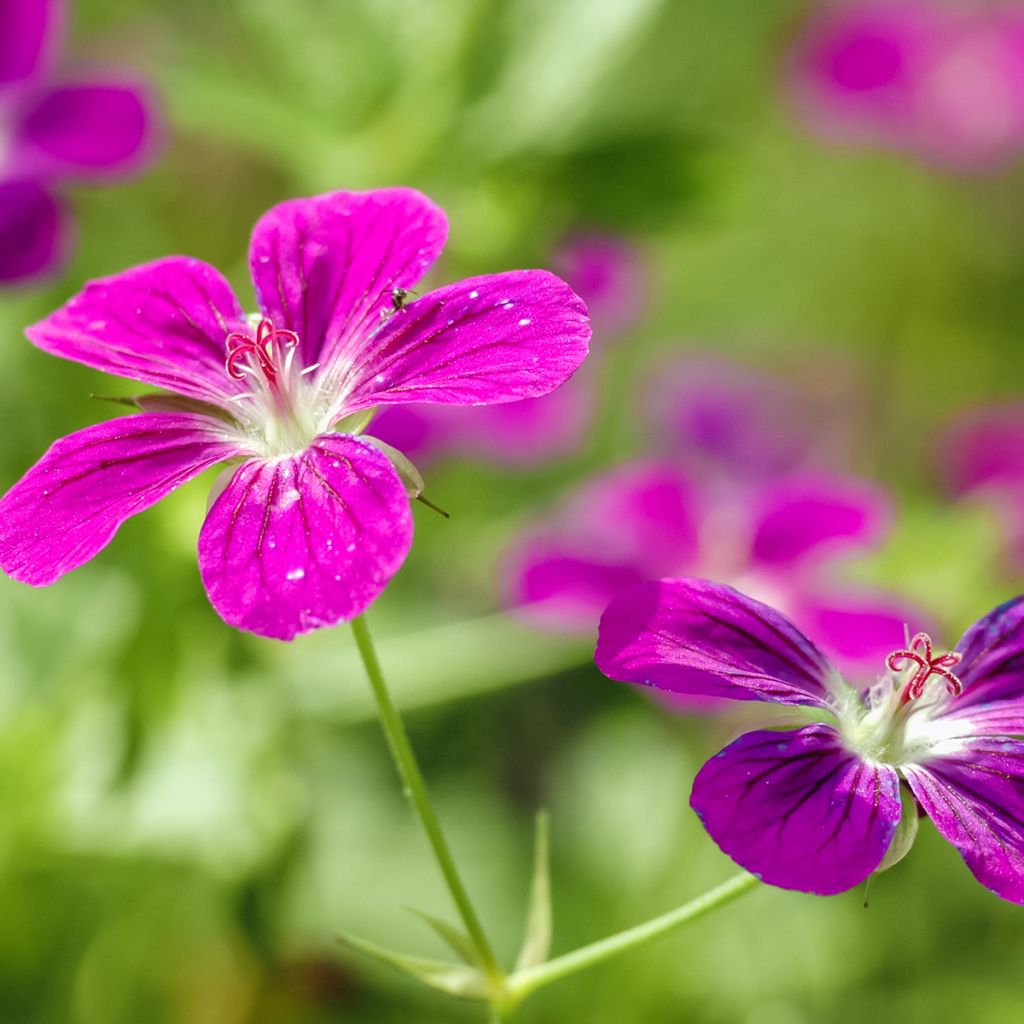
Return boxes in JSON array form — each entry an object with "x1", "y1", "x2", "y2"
[{"x1": 381, "y1": 287, "x2": 415, "y2": 321}]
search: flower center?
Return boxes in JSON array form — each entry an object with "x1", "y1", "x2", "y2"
[
  {"x1": 885, "y1": 632, "x2": 963, "y2": 704},
  {"x1": 226, "y1": 317, "x2": 300, "y2": 386}
]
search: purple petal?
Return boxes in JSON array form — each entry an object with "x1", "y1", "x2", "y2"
[
  {"x1": 366, "y1": 405, "x2": 449, "y2": 464},
  {"x1": 749, "y1": 474, "x2": 890, "y2": 569},
  {"x1": 335, "y1": 271, "x2": 590, "y2": 413},
  {"x1": 197, "y1": 434, "x2": 412, "y2": 640},
  {"x1": 25, "y1": 257, "x2": 249, "y2": 406},
  {"x1": 248, "y1": 188, "x2": 448, "y2": 371},
  {"x1": 939, "y1": 404, "x2": 1024, "y2": 495},
  {"x1": 15, "y1": 82, "x2": 153, "y2": 177},
  {"x1": 0, "y1": 413, "x2": 237, "y2": 586},
  {"x1": 0, "y1": 0, "x2": 59, "y2": 87},
  {"x1": 904, "y1": 738, "x2": 1024, "y2": 904},
  {"x1": 691, "y1": 725, "x2": 901, "y2": 895},
  {"x1": 595, "y1": 578, "x2": 837, "y2": 707},
  {"x1": 937, "y1": 597, "x2": 1024, "y2": 734},
  {"x1": 0, "y1": 179, "x2": 66, "y2": 283}
]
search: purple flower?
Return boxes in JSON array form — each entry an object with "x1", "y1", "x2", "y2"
[
  {"x1": 0, "y1": 0, "x2": 156, "y2": 282},
  {"x1": 506, "y1": 461, "x2": 924, "y2": 678},
  {"x1": 788, "y1": 1, "x2": 1024, "y2": 172},
  {"x1": 0, "y1": 188, "x2": 591, "y2": 639},
  {"x1": 597, "y1": 578, "x2": 1024, "y2": 903}
]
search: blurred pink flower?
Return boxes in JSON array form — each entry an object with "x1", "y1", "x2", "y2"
[
  {"x1": 0, "y1": 0, "x2": 158, "y2": 282},
  {"x1": 788, "y1": 0, "x2": 1024, "y2": 172}
]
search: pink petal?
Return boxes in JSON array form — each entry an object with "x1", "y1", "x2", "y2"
[
  {"x1": 25, "y1": 257, "x2": 249, "y2": 406},
  {"x1": 248, "y1": 188, "x2": 448, "y2": 371},
  {"x1": 0, "y1": 179, "x2": 66, "y2": 283},
  {"x1": 0, "y1": 413, "x2": 238, "y2": 586},
  {"x1": 749, "y1": 474, "x2": 890, "y2": 569},
  {"x1": 197, "y1": 434, "x2": 412, "y2": 640},
  {"x1": 904, "y1": 738, "x2": 1024, "y2": 904},
  {"x1": 692, "y1": 725, "x2": 901, "y2": 895},
  {"x1": 0, "y1": 0, "x2": 59, "y2": 87},
  {"x1": 595, "y1": 578, "x2": 837, "y2": 707},
  {"x1": 16, "y1": 82, "x2": 153, "y2": 177},
  {"x1": 939, "y1": 403, "x2": 1024, "y2": 495},
  {"x1": 334, "y1": 271, "x2": 590, "y2": 413}
]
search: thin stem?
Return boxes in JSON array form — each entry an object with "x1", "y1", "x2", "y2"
[
  {"x1": 350, "y1": 615, "x2": 502, "y2": 984},
  {"x1": 506, "y1": 872, "x2": 760, "y2": 1002}
]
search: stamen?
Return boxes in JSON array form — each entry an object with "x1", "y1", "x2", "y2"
[
  {"x1": 225, "y1": 317, "x2": 300, "y2": 382},
  {"x1": 886, "y1": 632, "x2": 963, "y2": 701}
]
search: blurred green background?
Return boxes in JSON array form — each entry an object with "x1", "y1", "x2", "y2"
[{"x1": 2, "y1": 0, "x2": 1024, "y2": 1021}]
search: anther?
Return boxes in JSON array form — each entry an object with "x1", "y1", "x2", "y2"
[
  {"x1": 886, "y1": 632, "x2": 963, "y2": 701},
  {"x1": 225, "y1": 317, "x2": 299, "y2": 381}
]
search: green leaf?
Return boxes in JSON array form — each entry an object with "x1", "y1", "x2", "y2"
[
  {"x1": 336, "y1": 929, "x2": 490, "y2": 1000},
  {"x1": 515, "y1": 810, "x2": 552, "y2": 971},
  {"x1": 407, "y1": 908, "x2": 482, "y2": 967}
]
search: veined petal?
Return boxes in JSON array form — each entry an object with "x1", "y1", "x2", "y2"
[
  {"x1": 595, "y1": 578, "x2": 837, "y2": 707},
  {"x1": 691, "y1": 725, "x2": 902, "y2": 895},
  {"x1": 749, "y1": 474, "x2": 890, "y2": 569},
  {"x1": 25, "y1": 257, "x2": 249, "y2": 406},
  {"x1": 197, "y1": 434, "x2": 412, "y2": 641},
  {"x1": 0, "y1": 0, "x2": 59, "y2": 87},
  {"x1": 249, "y1": 188, "x2": 448, "y2": 371},
  {"x1": 16, "y1": 82, "x2": 153, "y2": 177},
  {"x1": 0, "y1": 413, "x2": 238, "y2": 586},
  {"x1": 0, "y1": 179, "x2": 66, "y2": 283},
  {"x1": 904, "y1": 738, "x2": 1024, "y2": 904},
  {"x1": 333, "y1": 271, "x2": 590, "y2": 413}
]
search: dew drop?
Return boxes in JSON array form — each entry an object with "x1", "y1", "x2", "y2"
[
  {"x1": 518, "y1": 317, "x2": 532, "y2": 326},
  {"x1": 469, "y1": 290, "x2": 479, "y2": 299},
  {"x1": 286, "y1": 568, "x2": 305, "y2": 581}
]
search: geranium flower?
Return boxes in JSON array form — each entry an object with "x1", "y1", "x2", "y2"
[
  {"x1": 788, "y1": 0, "x2": 1024, "y2": 172},
  {"x1": 597, "y1": 578, "x2": 1024, "y2": 903},
  {"x1": 0, "y1": 188, "x2": 590, "y2": 639},
  {"x1": 0, "y1": 0, "x2": 156, "y2": 282},
  {"x1": 506, "y1": 461, "x2": 924, "y2": 676}
]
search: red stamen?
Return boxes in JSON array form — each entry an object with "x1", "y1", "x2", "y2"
[
  {"x1": 225, "y1": 318, "x2": 299, "y2": 381},
  {"x1": 886, "y1": 632, "x2": 963, "y2": 701}
]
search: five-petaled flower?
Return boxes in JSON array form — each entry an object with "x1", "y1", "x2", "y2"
[
  {"x1": 597, "y1": 577, "x2": 1024, "y2": 903},
  {"x1": 0, "y1": 0, "x2": 156, "y2": 281},
  {"x1": 0, "y1": 188, "x2": 590, "y2": 639}
]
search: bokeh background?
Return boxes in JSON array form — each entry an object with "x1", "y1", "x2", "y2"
[{"x1": 2, "y1": 0, "x2": 1024, "y2": 1021}]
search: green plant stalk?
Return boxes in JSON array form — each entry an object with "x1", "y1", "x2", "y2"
[
  {"x1": 505, "y1": 871, "x2": 760, "y2": 1004},
  {"x1": 350, "y1": 614, "x2": 502, "y2": 985}
]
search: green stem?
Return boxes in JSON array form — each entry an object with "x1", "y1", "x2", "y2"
[
  {"x1": 506, "y1": 872, "x2": 760, "y2": 1003},
  {"x1": 350, "y1": 615, "x2": 502, "y2": 984}
]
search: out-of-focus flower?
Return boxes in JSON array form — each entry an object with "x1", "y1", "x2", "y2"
[
  {"x1": 0, "y1": 0, "x2": 157, "y2": 282},
  {"x1": 597, "y1": 578, "x2": 1024, "y2": 903},
  {"x1": 0, "y1": 188, "x2": 590, "y2": 639},
  {"x1": 788, "y1": 0, "x2": 1024, "y2": 172},
  {"x1": 506, "y1": 461, "x2": 923, "y2": 676},
  {"x1": 370, "y1": 230, "x2": 645, "y2": 469}
]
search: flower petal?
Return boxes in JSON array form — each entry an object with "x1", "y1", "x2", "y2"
[
  {"x1": 0, "y1": 0, "x2": 59, "y2": 87},
  {"x1": 0, "y1": 179, "x2": 66, "y2": 283},
  {"x1": 749, "y1": 474, "x2": 890, "y2": 569},
  {"x1": 691, "y1": 725, "x2": 902, "y2": 895},
  {"x1": 248, "y1": 188, "x2": 448, "y2": 371},
  {"x1": 595, "y1": 578, "x2": 837, "y2": 707},
  {"x1": 16, "y1": 82, "x2": 153, "y2": 176},
  {"x1": 197, "y1": 434, "x2": 412, "y2": 640},
  {"x1": 334, "y1": 271, "x2": 590, "y2": 413},
  {"x1": 0, "y1": 413, "x2": 237, "y2": 586},
  {"x1": 25, "y1": 256, "x2": 249, "y2": 406},
  {"x1": 939, "y1": 403, "x2": 1024, "y2": 495},
  {"x1": 904, "y1": 738, "x2": 1024, "y2": 904}
]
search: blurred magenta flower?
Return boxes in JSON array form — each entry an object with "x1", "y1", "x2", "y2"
[
  {"x1": 597, "y1": 578, "x2": 1024, "y2": 903},
  {"x1": 789, "y1": 0, "x2": 1024, "y2": 171},
  {"x1": 506, "y1": 461, "x2": 923, "y2": 676},
  {"x1": 0, "y1": 188, "x2": 590, "y2": 639},
  {"x1": 370, "y1": 230, "x2": 645, "y2": 468},
  {"x1": 0, "y1": 0, "x2": 156, "y2": 282}
]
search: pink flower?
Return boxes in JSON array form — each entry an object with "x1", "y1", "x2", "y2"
[
  {"x1": 0, "y1": 0, "x2": 157, "y2": 282},
  {"x1": 506, "y1": 461, "x2": 926, "y2": 677},
  {"x1": 788, "y1": 1, "x2": 1024, "y2": 172},
  {"x1": 0, "y1": 188, "x2": 590, "y2": 639}
]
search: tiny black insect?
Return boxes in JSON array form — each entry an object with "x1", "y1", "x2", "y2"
[{"x1": 390, "y1": 287, "x2": 410, "y2": 311}]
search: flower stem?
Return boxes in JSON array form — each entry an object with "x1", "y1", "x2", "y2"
[
  {"x1": 350, "y1": 614, "x2": 502, "y2": 984},
  {"x1": 505, "y1": 871, "x2": 760, "y2": 1003}
]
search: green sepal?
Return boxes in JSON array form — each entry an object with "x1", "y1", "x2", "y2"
[
  {"x1": 515, "y1": 809, "x2": 552, "y2": 971},
  {"x1": 336, "y1": 929, "x2": 489, "y2": 1000},
  {"x1": 406, "y1": 908, "x2": 482, "y2": 967},
  {"x1": 90, "y1": 392, "x2": 235, "y2": 423},
  {"x1": 876, "y1": 784, "x2": 920, "y2": 874}
]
